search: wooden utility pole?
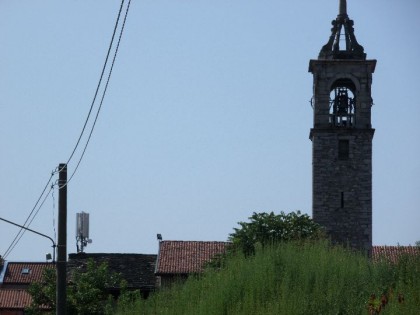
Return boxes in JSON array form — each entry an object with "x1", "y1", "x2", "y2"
[{"x1": 57, "y1": 163, "x2": 67, "y2": 315}]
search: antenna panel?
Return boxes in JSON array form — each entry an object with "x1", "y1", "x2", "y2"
[{"x1": 76, "y1": 212, "x2": 89, "y2": 238}]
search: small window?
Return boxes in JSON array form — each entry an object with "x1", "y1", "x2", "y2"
[
  {"x1": 338, "y1": 140, "x2": 349, "y2": 160},
  {"x1": 21, "y1": 268, "x2": 31, "y2": 275}
]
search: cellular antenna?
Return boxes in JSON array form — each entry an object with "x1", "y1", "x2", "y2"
[{"x1": 76, "y1": 212, "x2": 92, "y2": 253}]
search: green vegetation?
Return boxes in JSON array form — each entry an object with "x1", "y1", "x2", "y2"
[
  {"x1": 27, "y1": 259, "x2": 138, "y2": 315},
  {"x1": 229, "y1": 211, "x2": 324, "y2": 256},
  {"x1": 117, "y1": 242, "x2": 420, "y2": 315},
  {"x1": 26, "y1": 212, "x2": 420, "y2": 314}
]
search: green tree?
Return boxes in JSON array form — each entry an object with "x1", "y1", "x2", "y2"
[
  {"x1": 27, "y1": 259, "x2": 120, "y2": 315},
  {"x1": 229, "y1": 211, "x2": 324, "y2": 256},
  {"x1": 27, "y1": 267, "x2": 56, "y2": 314}
]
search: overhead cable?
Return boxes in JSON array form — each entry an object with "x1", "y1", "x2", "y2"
[
  {"x1": 2, "y1": 180, "x2": 55, "y2": 259},
  {"x1": 66, "y1": 0, "x2": 132, "y2": 186},
  {"x1": 2, "y1": 0, "x2": 131, "y2": 258},
  {"x1": 65, "y1": 0, "x2": 127, "y2": 166}
]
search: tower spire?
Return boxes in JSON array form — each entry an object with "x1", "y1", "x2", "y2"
[
  {"x1": 318, "y1": 0, "x2": 366, "y2": 60},
  {"x1": 339, "y1": 0, "x2": 347, "y2": 18}
]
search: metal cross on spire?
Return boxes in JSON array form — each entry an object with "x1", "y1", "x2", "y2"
[{"x1": 339, "y1": 0, "x2": 347, "y2": 18}]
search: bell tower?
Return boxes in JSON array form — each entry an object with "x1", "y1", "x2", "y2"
[{"x1": 309, "y1": 0, "x2": 376, "y2": 255}]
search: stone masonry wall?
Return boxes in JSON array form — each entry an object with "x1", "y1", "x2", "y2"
[{"x1": 312, "y1": 128, "x2": 373, "y2": 255}]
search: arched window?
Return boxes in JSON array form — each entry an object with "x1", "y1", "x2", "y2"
[{"x1": 329, "y1": 80, "x2": 355, "y2": 127}]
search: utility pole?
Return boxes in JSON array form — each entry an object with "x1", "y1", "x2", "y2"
[{"x1": 57, "y1": 163, "x2": 67, "y2": 315}]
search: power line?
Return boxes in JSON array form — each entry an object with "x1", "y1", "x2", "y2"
[
  {"x1": 2, "y1": 0, "x2": 131, "y2": 259},
  {"x1": 65, "y1": 0, "x2": 127, "y2": 166},
  {"x1": 67, "y1": 0, "x2": 132, "y2": 185},
  {"x1": 3, "y1": 166, "x2": 64, "y2": 258},
  {"x1": 3, "y1": 183, "x2": 54, "y2": 259},
  {"x1": 2, "y1": 171, "x2": 55, "y2": 259}
]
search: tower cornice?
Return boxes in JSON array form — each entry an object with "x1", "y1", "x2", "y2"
[
  {"x1": 309, "y1": 59, "x2": 377, "y2": 74},
  {"x1": 309, "y1": 128, "x2": 375, "y2": 141}
]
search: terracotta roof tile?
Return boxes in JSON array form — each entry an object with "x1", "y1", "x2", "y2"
[
  {"x1": 156, "y1": 241, "x2": 230, "y2": 275},
  {"x1": 372, "y1": 246, "x2": 420, "y2": 263},
  {"x1": 0, "y1": 289, "x2": 32, "y2": 309},
  {"x1": 2, "y1": 262, "x2": 53, "y2": 285}
]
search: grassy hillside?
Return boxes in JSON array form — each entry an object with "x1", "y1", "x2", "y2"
[{"x1": 117, "y1": 242, "x2": 420, "y2": 315}]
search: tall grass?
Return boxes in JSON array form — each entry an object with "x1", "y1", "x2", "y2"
[{"x1": 116, "y1": 242, "x2": 420, "y2": 315}]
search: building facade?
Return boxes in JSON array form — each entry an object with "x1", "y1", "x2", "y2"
[{"x1": 309, "y1": 0, "x2": 376, "y2": 255}]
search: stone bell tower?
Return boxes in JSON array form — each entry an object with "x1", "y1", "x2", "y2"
[{"x1": 309, "y1": 0, "x2": 376, "y2": 255}]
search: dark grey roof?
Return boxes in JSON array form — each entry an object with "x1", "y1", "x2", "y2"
[{"x1": 67, "y1": 253, "x2": 157, "y2": 290}]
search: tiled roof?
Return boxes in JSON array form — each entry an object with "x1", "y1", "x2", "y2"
[
  {"x1": 0, "y1": 289, "x2": 32, "y2": 309},
  {"x1": 2, "y1": 262, "x2": 53, "y2": 285},
  {"x1": 372, "y1": 246, "x2": 420, "y2": 263},
  {"x1": 155, "y1": 241, "x2": 231, "y2": 275},
  {"x1": 67, "y1": 253, "x2": 157, "y2": 290}
]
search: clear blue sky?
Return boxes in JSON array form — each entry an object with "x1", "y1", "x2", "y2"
[{"x1": 1, "y1": 1, "x2": 419, "y2": 261}]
